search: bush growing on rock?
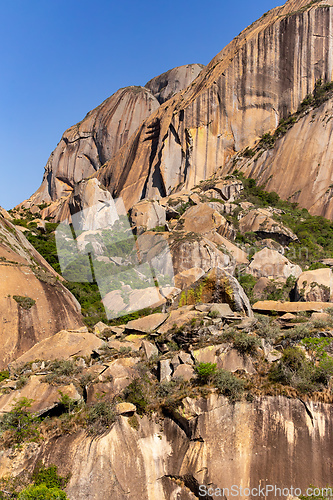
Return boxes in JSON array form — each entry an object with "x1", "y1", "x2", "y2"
[
  {"x1": 17, "y1": 484, "x2": 68, "y2": 500},
  {"x1": 195, "y1": 362, "x2": 217, "y2": 384},
  {"x1": 214, "y1": 369, "x2": 245, "y2": 402}
]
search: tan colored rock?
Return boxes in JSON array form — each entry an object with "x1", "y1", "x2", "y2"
[
  {"x1": 0, "y1": 206, "x2": 13, "y2": 220},
  {"x1": 253, "y1": 300, "x2": 333, "y2": 313},
  {"x1": 130, "y1": 200, "x2": 166, "y2": 233},
  {"x1": 248, "y1": 248, "x2": 302, "y2": 279},
  {"x1": 172, "y1": 364, "x2": 195, "y2": 381},
  {"x1": 239, "y1": 209, "x2": 297, "y2": 245},
  {"x1": 116, "y1": 402, "x2": 136, "y2": 415},
  {"x1": 174, "y1": 267, "x2": 205, "y2": 289},
  {"x1": 94, "y1": 321, "x2": 112, "y2": 338},
  {"x1": 145, "y1": 64, "x2": 204, "y2": 104},
  {"x1": 192, "y1": 344, "x2": 229, "y2": 365},
  {"x1": 296, "y1": 268, "x2": 333, "y2": 302},
  {"x1": 179, "y1": 203, "x2": 235, "y2": 240},
  {"x1": 0, "y1": 217, "x2": 83, "y2": 369},
  {"x1": 157, "y1": 307, "x2": 200, "y2": 335},
  {"x1": 87, "y1": 357, "x2": 140, "y2": 404},
  {"x1": 252, "y1": 277, "x2": 271, "y2": 298},
  {"x1": 140, "y1": 340, "x2": 158, "y2": 360},
  {"x1": 0, "y1": 376, "x2": 80, "y2": 415},
  {"x1": 311, "y1": 312, "x2": 332, "y2": 322},
  {"x1": 177, "y1": 267, "x2": 253, "y2": 316},
  {"x1": 209, "y1": 303, "x2": 234, "y2": 318},
  {"x1": 22, "y1": 86, "x2": 160, "y2": 211},
  {"x1": 125, "y1": 313, "x2": 168, "y2": 333},
  {"x1": 204, "y1": 231, "x2": 249, "y2": 265},
  {"x1": 220, "y1": 349, "x2": 256, "y2": 374},
  {"x1": 12, "y1": 330, "x2": 104, "y2": 367},
  {"x1": 280, "y1": 313, "x2": 297, "y2": 321}
]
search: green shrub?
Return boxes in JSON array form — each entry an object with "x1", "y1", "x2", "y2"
[
  {"x1": 32, "y1": 463, "x2": 69, "y2": 490},
  {"x1": 195, "y1": 362, "x2": 217, "y2": 384},
  {"x1": 0, "y1": 397, "x2": 40, "y2": 445},
  {"x1": 17, "y1": 484, "x2": 68, "y2": 499},
  {"x1": 0, "y1": 370, "x2": 9, "y2": 383},
  {"x1": 269, "y1": 347, "x2": 333, "y2": 393},
  {"x1": 123, "y1": 378, "x2": 150, "y2": 415},
  {"x1": 86, "y1": 399, "x2": 117, "y2": 434},
  {"x1": 231, "y1": 332, "x2": 260, "y2": 355},
  {"x1": 13, "y1": 295, "x2": 36, "y2": 310},
  {"x1": 214, "y1": 369, "x2": 245, "y2": 402}
]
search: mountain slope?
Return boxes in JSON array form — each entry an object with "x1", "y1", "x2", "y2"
[{"x1": 95, "y1": 0, "x2": 333, "y2": 211}]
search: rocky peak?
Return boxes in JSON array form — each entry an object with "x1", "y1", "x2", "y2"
[{"x1": 145, "y1": 63, "x2": 204, "y2": 104}]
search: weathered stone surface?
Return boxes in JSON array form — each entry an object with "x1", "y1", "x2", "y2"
[
  {"x1": 0, "y1": 217, "x2": 83, "y2": 369},
  {"x1": 233, "y1": 96, "x2": 333, "y2": 219},
  {"x1": 11, "y1": 330, "x2": 104, "y2": 367},
  {"x1": 209, "y1": 303, "x2": 234, "y2": 318},
  {"x1": 248, "y1": 248, "x2": 302, "y2": 279},
  {"x1": 220, "y1": 348, "x2": 256, "y2": 374},
  {"x1": 311, "y1": 312, "x2": 332, "y2": 322},
  {"x1": 115, "y1": 402, "x2": 136, "y2": 415},
  {"x1": 239, "y1": 209, "x2": 297, "y2": 245},
  {"x1": 23, "y1": 86, "x2": 160, "y2": 211},
  {"x1": 93, "y1": 1, "x2": 333, "y2": 215},
  {"x1": 87, "y1": 357, "x2": 140, "y2": 403},
  {"x1": 170, "y1": 233, "x2": 235, "y2": 276},
  {"x1": 159, "y1": 359, "x2": 172, "y2": 382},
  {"x1": 192, "y1": 344, "x2": 229, "y2": 365},
  {"x1": 0, "y1": 376, "x2": 80, "y2": 415},
  {"x1": 157, "y1": 307, "x2": 200, "y2": 335},
  {"x1": 253, "y1": 300, "x2": 333, "y2": 313},
  {"x1": 145, "y1": 64, "x2": 204, "y2": 104},
  {"x1": 94, "y1": 321, "x2": 112, "y2": 338},
  {"x1": 174, "y1": 267, "x2": 205, "y2": 290},
  {"x1": 140, "y1": 340, "x2": 158, "y2": 360},
  {"x1": 178, "y1": 203, "x2": 235, "y2": 240},
  {"x1": 172, "y1": 364, "x2": 195, "y2": 381},
  {"x1": 130, "y1": 200, "x2": 166, "y2": 233},
  {"x1": 1, "y1": 395, "x2": 332, "y2": 499},
  {"x1": 204, "y1": 231, "x2": 249, "y2": 265},
  {"x1": 177, "y1": 267, "x2": 253, "y2": 316},
  {"x1": 125, "y1": 313, "x2": 168, "y2": 333},
  {"x1": 295, "y1": 268, "x2": 333, "y2": 302}
]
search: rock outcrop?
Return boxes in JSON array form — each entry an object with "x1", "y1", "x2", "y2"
[
  {"x1": 145, "y1": 63, "x2": 204, "y2": 104},
  {"x1": 0, "y1": 213, "x2": 83, "y2": 369},
  {"x1": 248, "y1": 248, "x2": 302, "y2": 279},
  {"x1": 95, "y1": 0, "x2": 333, "y2": 212},
  {"x1": 295, "y1": 268, "x2": 333, "y2": 301},
  {"x1": 230, "y1": 96, "x2": 333, "y2": 218},
  {"x1": 23, "y1": 86, "x2": 160, "y2": 209},
  {"x1": 1, "y1": 396, "x2": 333, "y2": 500}
]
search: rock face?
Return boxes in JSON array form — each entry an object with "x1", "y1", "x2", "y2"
[
  {"x1": 145, "y1": 63, "x2": 204, "y2": 104},
  {"x1": 1, "y1": 395, "x2": 333, "y2": 500},
  {"x1": 24, "y1": 86, "x2": 160, "y2": 208},
  {"x1": 0, "y1": 214, "x2": 83, "y2": 370},
  {"x1": 248, "y1": 248, "x2": 302, "y2": 279},
  {"x1": 95, "y1": 0, "x2": 333, "y2": 212},
  {"x1": 231, "y1": 96, "x2": 333, "y2": 218},
  {"x1": 295, "y1": 268, "x2": 333, "y2": 301},
  {"x1": 239, "y1": 209, "x2": 298, "y2": 245}
]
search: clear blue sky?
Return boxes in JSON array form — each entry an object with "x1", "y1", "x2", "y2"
[{"x1": 0, "y1": 0, "x2": 281, "y2": 210}]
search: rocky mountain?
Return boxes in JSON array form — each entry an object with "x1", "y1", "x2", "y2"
[
  {"x1": 22, "y1": 64, "x2": 205, "y2": 220},
  {"x1": 4, "y1": 0, "x2": 333, "y2": 498},
  {"x1": 94, "y1": 0, "x2": 333, "y2": 212}
]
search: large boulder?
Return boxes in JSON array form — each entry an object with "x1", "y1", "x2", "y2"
[
  {"x1": 295, "y1": 268, "x2": 333, "y2": 302},
  {"x1": 238, "y1": 209, "x2": 298, "y2": 245},
  {"x1": 247, "y1": 248, "x2": 302, "y2": 279},
  {"x1": 130, "y1": 200, "x2": 166, "y2": 234},
  {"x1": 0, "y1": 215, "x2": 83, "y2": 369},
  {"x1": 252, "y1": 300, "x2": 333, "y2": 314},
  {"x1": 145, "y1": 64, "x2": 204, "y2": 104},
  {"x1": 178, "y1": 203, "x2": 235, "y2": 240},
  {"x1": 11, "y1": 329, "x2": 103, "y2": 368},
  {"x1": 176, "y1": 267, "x2": 253, "y2": 316}
]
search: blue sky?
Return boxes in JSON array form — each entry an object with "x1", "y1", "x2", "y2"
[{"x1": 0, "y1": 0, "x2": 281, "y2": 210}]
